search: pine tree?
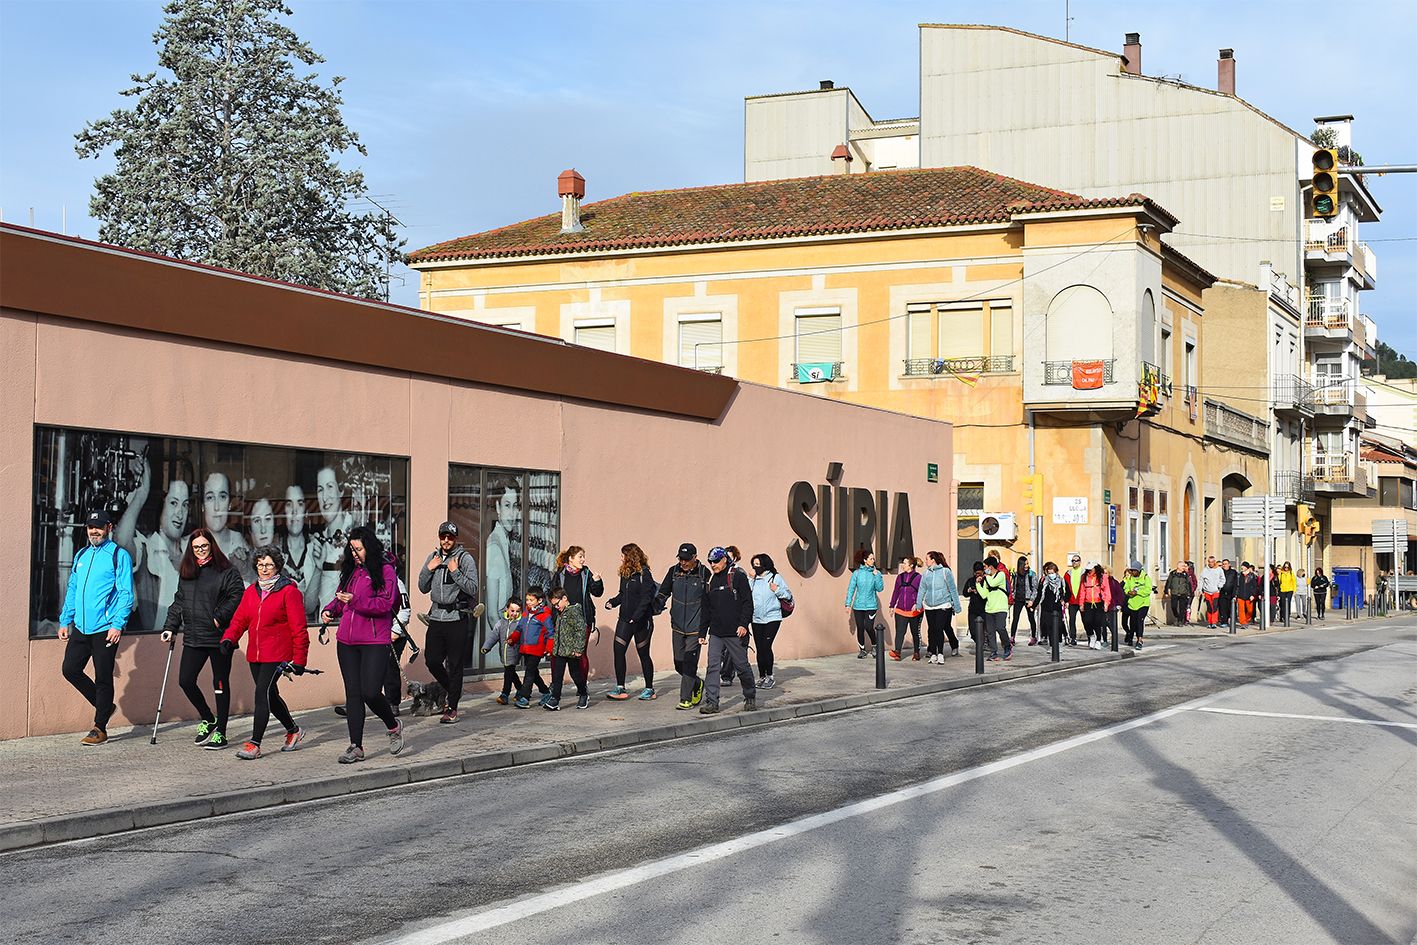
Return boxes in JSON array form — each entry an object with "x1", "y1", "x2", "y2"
[{"x1": 75, "y1": 0, "x2": 402, "y2": 300}]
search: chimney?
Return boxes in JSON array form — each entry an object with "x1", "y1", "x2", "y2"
[
  {"x1": 830, "y1": 144, "x2": 853, "y2": 174},
  {"x1": 1122, "y1": 33, "x2": 1141, "y2": 75},
  {"x1": 558, "y1": 168, "x2": 585, "y2": 234},
  {"x1": 1218, "y1": 49, "x2": 1235, "y2": 95},
  {"x1": 819, "y1": 79, "x2": 834, "y2": 90}
]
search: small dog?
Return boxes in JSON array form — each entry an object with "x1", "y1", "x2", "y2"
[{"x1": 407, "y1": 679, "x2": 448, "y2": 717}]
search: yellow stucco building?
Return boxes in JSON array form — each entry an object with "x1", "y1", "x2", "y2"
[{"x1": 410, "y1": 167, "x2": 1267, "y2": 584}]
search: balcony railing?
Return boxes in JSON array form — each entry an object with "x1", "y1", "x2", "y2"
[
  {"x1": 1204, "y1": 399, "x2": 1269, "y2": 453},
  {"x1": 1312, "y1": 452, "x2": 1354, "y2": 483},
  {"x1": 1273, "y1": 374, "x2": 1315, "y2": 415},
  {"x1": 1141, "y1": 361, "x2": 1173, "y2": 398},
  {"x1": 1312, "y1": 376, "x2": 1356, "y2": 408},
  {"x1": 695, "y1": 365, "x2": 725, "y2": 375},
  {"x1": 1266, "y1": 266, "x2": 1300, "y2": 308},
  {"x1": 790, "y1": 361, "x2": 844, "y2": 383},
  {"x1": 903, "y1": 356, "x2": 1014, "y2": 377},
  {"x1": 1358, "y1": 242, "x2": 1377, "y2": 283},
  {"x1": 1042, "y1": 359, "x2": 1116, "y2": 386},
  {"x1": 1304, "y1": 222, "x2": 1353, "y2": 256},
  {"x1": 1305, "y1": 296, "x2": 1353, "y2": 331},
  {"x1": 1273, "y1": 471, "x2": 1315, "y2": 503}
]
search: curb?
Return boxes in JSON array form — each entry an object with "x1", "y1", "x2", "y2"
[{"x1": 0, "y1": 648, "x2": 1151, "y2": 854}]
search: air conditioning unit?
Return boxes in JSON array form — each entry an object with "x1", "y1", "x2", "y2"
[{"x1": 980, "y1": 512, "x2": 1018, "y2": 541}]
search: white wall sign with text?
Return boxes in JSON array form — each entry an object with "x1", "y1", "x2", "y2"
[{"x1": 1052, "y1": 497, "x2": 1089, "y2": 524}]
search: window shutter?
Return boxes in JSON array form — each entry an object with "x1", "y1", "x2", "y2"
[
  {"x1": 794, "y1": 311, "x2": 842, "y2": 364},
  {"x1": 678, "y1": 317, "x2": 723, "y2": 369},
  {"x1": 938, "y1": 304, "x2": 984, "y2": 360},
  {"x1": 574, "y1": 321, "x2": 616, "y2": 352},
  {"x1": 987, "y1": 300, "x2": 1012, "y2": 360},
  {"x1": 907, "y1": 304, "x2": 932, "y2": 360}
]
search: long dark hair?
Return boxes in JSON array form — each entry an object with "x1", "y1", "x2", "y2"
[
  {"x1": 751, "y1": 552, "x2": 778, "y2": 575},
  {"x1": 339, "y1": 525, "x2": 387, "y2": 594},
  {"x1": 178, "y1": 527, "x2": 232, "y2": 580}
]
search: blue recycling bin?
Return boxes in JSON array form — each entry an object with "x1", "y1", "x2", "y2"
[{"x1": 1331, "y1": 567, "x2": 1364, "y2": 608}]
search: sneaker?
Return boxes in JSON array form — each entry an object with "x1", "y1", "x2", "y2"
[
  {"x1": 388, "y1": 720, "x2": 404, "y2": 755},
  {"x1": 235, "y1": 741, "x2": 262, "y2": 760},
  {"x1": 204, "y1": 732, "x2": 229, "y2": 750},
  {"x1": 743, "y1": 699, "x2": 757, "y2": 711},
  {"x1": 888, "y1": 650, "x2": 902, "y2": 661},
  {"x1": 759, "y1": 675, "x2": 775, "y2": 690},
  {"x1": 950, "y1": 647, "x2": 960, "y2": 657},
  {"x1": 1135, "y1": 640, "x2": 1143, "y2": 650},
  {"x1": 514, "y1": 696, "x2": 530, "y2": 709},
  {"x1": 606, "y1": 686, "x2": 630, "y2": 700},
  {"x1": 577, "y1": 694, "x2": 590, "y2": 710},
  {"x1": 194, "y1": 720, "x2": 215, "y2": 745},
  {"x1": 495, "y1": 694, "x2": 509, "y2": 705},
  {"x1": 691, "y1": 679, "x2": 704, "y2": 707},
  {"x1": 543, "y1": 698, "x2": 561, "y2": 711},
  {"x1": 440, "y1": 709, "x2": 459, "y2": 724},
  {"x1": 912, "y1": 651, "x2": 921, "y2": 661},
  {"x1": 333, "y1": 705, "x2": 348, "y2": 716},
  {"x1": 986, "y1": 655, "x2": 1000, "y2": 662},
  {"x1": 281, "y1": 727, "x2": 304, "y2": 752},
  {"x1": 857, "y1": 647, "x2": 868, "y2": 659},
  {"x1": 80, "y1": 727, "x2": 107, "y2": 746},
  {"x1": 338, "y1": 744, "x2": 365, "y2": 764},
  {"x1": 636, "y1": 688, "x2": 657, "y2": 700},
  {"x1": 1027, "y1": 638, "x2": 1038, "y2": 647},
  {"x1": 699, "y1": 704, "x2": 720, "y2": 715},
  {"x1": 538, "y1": 693, "x2": 554, "y2": 708},
  {"x1": 676, "y1": 699, "x2": 695, "y2": 710},
  {"x1": 1003, "y1": 649, "x2": 1013, "y2": 661}
]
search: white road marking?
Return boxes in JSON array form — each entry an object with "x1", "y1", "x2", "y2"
[
  {"x1": 1195, "y1": 706, "x2": 1417, "y2": 729},
  {"x1": 379, "y1": 688, "x2": 1230, "y2": 944}
]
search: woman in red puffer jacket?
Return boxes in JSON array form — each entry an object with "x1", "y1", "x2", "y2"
[{"x1": 222, "y1": 545, "x2": 310, "y2": 761}]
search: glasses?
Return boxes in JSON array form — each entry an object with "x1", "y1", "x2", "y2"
[
  {"x1": 191, "y1": 543, "x2": 211, "y2": 552},
  {"x1": 255, "y1": 561, "x2": 278, "y2": 571}
]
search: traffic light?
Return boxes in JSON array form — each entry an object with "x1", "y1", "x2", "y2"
[
  {"x1": 1311, "y1": 148, "x2": 1339, "y2": 219},
  {"x1": 1297, "y1": 503, "x2": 1320, "y2": 546},
  {"x1": 1021, "y1": 473, "x2": 1044, "y2": 514}
]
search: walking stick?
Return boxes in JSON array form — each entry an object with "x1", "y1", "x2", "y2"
[{"x1": 150, "y1": 637, "x2": 176, "y2": 745}]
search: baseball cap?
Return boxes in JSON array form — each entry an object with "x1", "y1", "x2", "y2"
[
  {"x1": 1130, "y1": 560, "x2": 1143, "y2": 570},
  {"x1": 86, "y1": 510, "x2": 113, "y2": 528},
  {"x1": 1085, "y1": 560, "x2": 1097, "y2": 569},
  {"x1": 706, "y1": 546, "x2": 728, "y2": 563},
  {"x1": 438, "y1": 521, "x2": 458, "y2": 537},
  {"x1": 677, "y1": 542, "x2": 697, "y2": 560}
]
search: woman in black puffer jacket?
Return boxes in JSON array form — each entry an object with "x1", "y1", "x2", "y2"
[
  {"x1": 161, "y1": 527, "x2": 246, "y2": 750},
  {"x1": 604, "y1": 543, "x2": 657, "y2": 701}
]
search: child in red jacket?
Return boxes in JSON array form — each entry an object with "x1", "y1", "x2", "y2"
[
  {"x1": 221, "y1": 549, "x2": 310, "y2": 760},
  {"x1": 511, "y1": 588, "x2": 556, "y2": 708}
]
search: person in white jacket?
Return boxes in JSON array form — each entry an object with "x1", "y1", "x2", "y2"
[{"x1": 748, "y1": 553, "x2": 793, "y2": 689}]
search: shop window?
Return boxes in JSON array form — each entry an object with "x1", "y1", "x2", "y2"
[{"x1": 678, "y1": 314, "x2": 723, "y2": 370}]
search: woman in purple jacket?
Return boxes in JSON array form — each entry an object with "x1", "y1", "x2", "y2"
[
  {"x1": 888, "y1": 555, "x2": 925, "y2": 661},
  {"x1": 321, "y1": 526, "x2": 404, "y2": 764}
]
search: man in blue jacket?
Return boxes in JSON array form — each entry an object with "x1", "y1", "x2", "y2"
[{"x1": 59, "y1": 510, "x2": 136, "y2": 745}]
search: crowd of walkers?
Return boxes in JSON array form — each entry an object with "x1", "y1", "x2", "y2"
[{"x1": 52, "y1": 505, "x2": 1357, "y2": 757}]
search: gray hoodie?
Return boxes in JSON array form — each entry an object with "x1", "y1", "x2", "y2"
[{"x1": 418, "y1": 544, "x2": 478, "y2": 622}]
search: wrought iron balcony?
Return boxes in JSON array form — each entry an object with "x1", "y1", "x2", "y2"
[
  {"x1": 1140, "y1": 361, "x2": 1173, "y2": 398},
  {"x1": 1204, "y1": 399, "x2": 1269, "y2": 453},
  {"x1": 1273, "y1": 374, "x2": 1315, "y2": 417},
  {"x1": 1042, "y1": 359, "x2": 1115, "y2": 386},
  {"x1": 1273, "y1": 470, "x2": 1315, "y2": 503},
  {"x1": 903, "y1": 356, "x2": 1014, "y2": 377},
  {"x1": 789, "y1": 361, "x2": 844, "y2": 383}
]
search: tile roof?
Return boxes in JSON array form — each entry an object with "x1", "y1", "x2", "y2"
[{"x1": 407, "y1": 166, "x2": 1172, "y2": 264}]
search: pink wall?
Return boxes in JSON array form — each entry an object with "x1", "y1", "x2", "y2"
[{"x1": 1, "y1": 310, "x2": 952, "y2": 738}]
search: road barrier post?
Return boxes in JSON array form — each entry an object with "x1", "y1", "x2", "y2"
[
  {"x1": 1050, "y1": 610, "x2": 1061, "y2": 663},
  {"x1": 973, "y1": 615, "x2": 985, "y2": 676},
  {"x1": 875, "y1": 622, "x2": 887, "y2": 690}
]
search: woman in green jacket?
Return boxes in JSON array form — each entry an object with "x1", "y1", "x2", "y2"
[{"x1": 1122, "y1": 560, "x2": 1153, "y2": 650}]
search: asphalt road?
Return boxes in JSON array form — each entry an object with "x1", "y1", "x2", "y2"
[{"x1": 3, "y1": 624, "x2": 1414, "y2": 945}]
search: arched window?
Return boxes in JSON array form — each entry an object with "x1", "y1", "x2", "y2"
[{"x1": 1046, "y1": 285, "x2": 1113, "y2": 361}]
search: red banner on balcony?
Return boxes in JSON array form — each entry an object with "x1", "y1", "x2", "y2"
[{"x1": 1072, "y1": 360, "x2": 1106, "y2": 390}]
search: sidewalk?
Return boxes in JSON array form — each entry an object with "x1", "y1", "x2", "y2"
[{"x1": 2, "y1": 639, "x2": 1149, "y2": 851}]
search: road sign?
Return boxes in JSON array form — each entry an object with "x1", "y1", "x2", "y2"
[
  {"x1": 1372, "y1": 518, "x2": 1408, "y2": 554},
  {"x1": 1108, "y1": 504, "x2": 1117, "y2": 546},
  {"x1": 927, "y1": 463, "x2": 938, "y2": 483},
  {"x1": 1103, "y1": 489, "x2": 1112, "y2": 505},
  {"x1": 1231, "y1": 495, "x2": 1285, "y2": 537}
]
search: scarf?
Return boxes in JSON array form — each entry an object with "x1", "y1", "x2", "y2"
[
  {"x1": 1042, "y1": 571, "x2": 1064, "y2": 598},
  {"x1": 257, "y1": 576, "x2": 279, "y2": 594}
]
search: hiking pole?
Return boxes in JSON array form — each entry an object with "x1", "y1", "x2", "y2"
[{"x1": 150, "y1": 637, "x2": 176, "y2": 745}]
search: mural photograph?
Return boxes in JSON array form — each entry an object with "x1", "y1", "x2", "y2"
[{"x1": 29, "y1": 426, "x2": 409, "y2": 637}]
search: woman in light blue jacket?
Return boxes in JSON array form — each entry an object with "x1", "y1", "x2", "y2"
[
  {"x1": 749, "y1": 553, "x2": 793, "y2": 690},
  {"x1": 844, "y1": 549, "x2": 884, "y2": 658},
  {"x1": 919, "y1": 551, "x2": 963, "y2": 662}
]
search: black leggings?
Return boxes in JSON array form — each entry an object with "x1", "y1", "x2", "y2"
[
  {"x1": 550, "y1": 654, "x2": 588, "y2": 701},
  {"x1": 893, "y1": 613, "x2": 922, "y2": 653},
  {"x1": 1082, "y1": 604, "x2": 1107, "y2": 641},
  {"x1": 337, "y1": 642, "x2": 398, "y2": 747},
  {"x1": 613, "y1": 619, "x2": 655, "y2": 688},
  {"x1": 423, "y1": 617, "x2": 469, "y2": 710},
  {"x1": 753, "y1": 620, "x2": 781, "y2": 675},
  {"x1": 1040, "y1": 608, "x2": 1063, "y2": 645},
  {"x1": 248, "y1": 661, "x2": 295, "y2": 745},
  {"x1": 515, "y1": 655, "x2": 546, "y2": 701},
  {"x1": 852, "y1": 610, "x2": 877, "y2": 649},
  {"x1": 924, "y1": 609, "x2": 958, "y2": 654},
  {"x1": 1011, "y1": 600, "x2": 1037, "y2": 639},
  {"x1": 179, "y1": 645, "x2": 233, "y2": 734},
  {"x1": 1124, "y1": 608, "x2": 1146, "y2": 643}
]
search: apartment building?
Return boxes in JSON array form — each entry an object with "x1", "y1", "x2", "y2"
[
  {"x1": 743, "y1": 24, "x2": 1387, "y2": 571},
  {"x1": 409, "y1": 167, "x2": 1260, "y2": 574}
]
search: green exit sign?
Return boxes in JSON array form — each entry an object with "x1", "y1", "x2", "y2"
[
  {"x1": 1103, "y1": 489, "x2": 1112, "y2": 504},
  {"x1": 927, "y1": 463, "x2": 939, "y2": 483}
]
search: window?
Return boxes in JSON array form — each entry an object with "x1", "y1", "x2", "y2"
[
  {"x1": 1046, "y1": 285, "x2": 1113, "y2": 360},
  {"x1": 956, "y1": 482, "x2": 985, "y2": 573},
  {"x1": 1160, "y1": 327, "x2": 1172, "y2": 377},
  {"x1": 1184, "y1": 341, "x2": 1196, "y2": 390},
  {"x1": 794, "y1": 308, "x2": 842, "y2": 365},
  {"x1": 678, "y1": 314, "x2": 723, "y2": 370},
  {"x1": 988, "y1": 301, "x2": 1013, "y2": 360},
  {"x1": 573, "y1": 319, "x2": 616, "y2": 352}
]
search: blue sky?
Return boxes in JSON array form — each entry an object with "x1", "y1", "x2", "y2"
[{"x1": 1, "y1": 0, "x2": 1412, "y2": 356}]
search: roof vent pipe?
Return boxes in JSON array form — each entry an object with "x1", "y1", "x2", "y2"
[
  {"x1": 1218, "y1": 49, "x2": 1235, "y2": 95},
  {"x1": 1123, "y1": 33, "x2": 1141, "y2": 75},
  {"x1": 558, "y1": 168, "x2": 585, "y2": 234},
  {"x1": 819, "y1": 80, "x2": 834, "y2": 90}
]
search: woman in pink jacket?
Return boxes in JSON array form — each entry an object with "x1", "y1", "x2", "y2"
[{"x1": 322, "y1": 526, "x2": 404, "y2": 764}]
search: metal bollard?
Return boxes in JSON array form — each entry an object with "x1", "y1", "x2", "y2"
[
  {"x1": 875, "y1": 623, "x2": 887, "y2": 690},
  {"x1": 1050, "y1": 610, "x2": 1061, "y2": 663},
  {"x1": 973, "y1": 616, "x2": 985, "y2": 676},
  {"x1": 1229, "y1": 599, "x2": 1238, "y2": 634}
]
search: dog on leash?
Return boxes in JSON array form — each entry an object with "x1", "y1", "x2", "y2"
[{"x1": 407, "y1": 679, "x2": 448, "y2": 717}]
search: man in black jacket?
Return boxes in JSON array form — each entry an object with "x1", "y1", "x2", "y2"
[
  {"x1": 657, "y1": 543, "x2": 712, "y2": 710},
  {"x1": 699, "y1": 547, "x2": 756, "y2": 714},
  {"x1": 1219, "y1": 559, "x2": 1238, "y2": 629}
]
